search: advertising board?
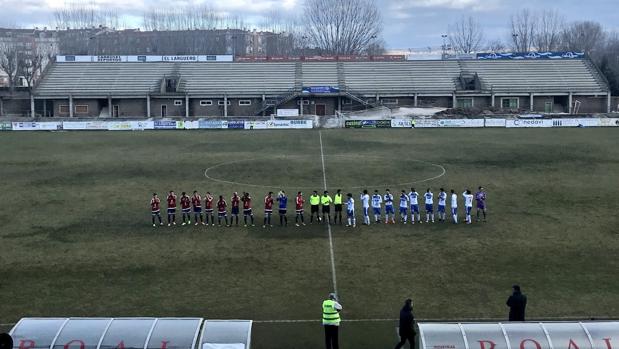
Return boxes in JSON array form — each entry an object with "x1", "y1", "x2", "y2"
[
  {"x1": 484, "y1": 119, "x2": 507, "y2": 127},
  {"x1": 437, "y1": 119, "x2": 485, "y2": 128},
  {"x1": 345, "y1": 120, "x2": 391, "y2": 128},
  {"x1": 506, "y1": 119, "x2": 553, "y2": 128},
  {"x1": 391, "y1": 119, "x2": 413, "y2": 128},
  {"x1": 276, "y1": 109, "x2": 300, "y2": 117}
]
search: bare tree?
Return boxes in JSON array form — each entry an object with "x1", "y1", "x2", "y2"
[
  {"x1": 448, "y1": 16, "x2": 484, "y2": 54},
  {"x1": 510, "y1": 9, "x2": 537, "y2": 52},
  {"x1": 303, "y1": 0, "x2": 382, "y2": 55},
  {"x1": 0, "y1": 41, "x2": 20, "y2": 91},
  {"x1": 142, "y1": 5, "x2": 223, "y2": 31},
  {"x1": 596, "y1": 32, "x2": 619, "y2": 95},
  {"x1": 560, "y1": 21, "x2": 605, "y2": 55},
  {"x1": 487, "y1": 39, "x2": 506, "y2": 52},
  {"x1": 19, "y1": 46, "x2": 51, "y2": 91},
  {"x1": 534, "y1": 9, "x2": 564, "y2": 51},
  {"x1": 54, "y1": 1, "x2": 119, "y2": 29}
]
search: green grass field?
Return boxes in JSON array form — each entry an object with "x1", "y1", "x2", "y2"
[{"x1": 1, "y1": 128, "x2": 618, "y2": 348}]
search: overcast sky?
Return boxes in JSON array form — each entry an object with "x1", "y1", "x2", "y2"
[{"x1": 0, "y1": 0, "x2": 617, "y2": 49}]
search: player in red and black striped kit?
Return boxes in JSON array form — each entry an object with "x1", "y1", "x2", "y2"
[
  {"x1": 263, "y1": 192, "x2": 274, "y2": 228},
  {"x1": 217, "y1": 195, "x2": 230, "y2": 227},
  {"x1": 166, "y1": 191, "x2": 177, "y2": 226},
  {"x1": 295, "y1": 191, "x2": 306, "y2": 226},
  {"x1": 242, "y1": 192, "x2": 255, "y2": 227},
  {"x1": 150, "y1": 193, "x2": 163, "y2": 226},
  {"x1": 192, "y1": 191, "x2": 204, "y2": 225},
  {"x1": 204, "y1": 192, "x2": 215, "y2": 226},
  {"x1": 180, "y1": 192, "x2": 191, "y2": 225},
  {"x1": 231, "y1": 192, "x2": 241, "y2": 226}
]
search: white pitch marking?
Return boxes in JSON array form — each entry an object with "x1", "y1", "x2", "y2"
[
  {"x1": 252, "y1": 315, "x2": 616, "y2": 324},
  {"x1": 319, "y1": 131, "x2": 338, "y2": 296},
  {"x1": 203, "y1": 156, "x2": 447, "y2": 190}
]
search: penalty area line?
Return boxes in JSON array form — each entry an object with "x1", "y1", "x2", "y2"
[{"x1": 319, "y1": 130, "x2": 339, "y2": 297}]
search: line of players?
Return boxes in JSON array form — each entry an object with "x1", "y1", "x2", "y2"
[{"x1": 149, "y1": 187, "x2": 487, "y2": 228}]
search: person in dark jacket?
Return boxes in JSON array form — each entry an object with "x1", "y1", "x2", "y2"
[
  {"x1": 394, "y1": 298, "x2": 416, "y2": 349},
  {"x1": 506, "y1": 285, "x2": 527, "y2": 321}
]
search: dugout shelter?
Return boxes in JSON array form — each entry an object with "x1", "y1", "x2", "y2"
[
  {"x1": 8, "y1": 318, "x2": 252, "y2": 349},
  {"x1": 418, "y1": 321, "x2": 619, "y2": 349}
]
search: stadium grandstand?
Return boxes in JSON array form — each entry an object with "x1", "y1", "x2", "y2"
[{"x1": 1, "y1": 55, "x2": 613, "y2": 118}]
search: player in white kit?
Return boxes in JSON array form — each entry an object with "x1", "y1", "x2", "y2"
[
  {"x1": 408, "y1": 188, "x2": 421, "y2": 224},
  {"x1": 437, "y1": 188, "x2": 447, "y2": 222},
  {"x1": 463, "y1": 189, "x2": 474, "y2": 224},
  {"x1": 399, "y1": 190, "x2": 409, "y2": 224},
  {"x1": 384, "y1": 189, "x2": 395, "y2": 224},
  {"x1": 371, "y1": 190, "x2": 383, "y2": 223},
  {"x1": 450, "y1": 189, "x2": 458, "y2": 224},
  {"x1": 346, "y1": 193, "x2": 356, "y2": 228},
  {"x1": 424, "y1": 188, "x2": 434, "y2": 223},
  {"x1": 360, "y1": 190, "x2": 370, "y2": 225}
]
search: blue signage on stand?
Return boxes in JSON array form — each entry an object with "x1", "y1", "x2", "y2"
[
  {"x1": 302, "y1": 86, "x2": 340, "y2": 94},
  {"x1": 477, "y1": 52, "x2": 585, "y2": 60}
]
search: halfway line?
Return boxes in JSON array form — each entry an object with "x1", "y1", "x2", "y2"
[{"x1": 319, "y1": 131, "x2": 338, "y2": 296}]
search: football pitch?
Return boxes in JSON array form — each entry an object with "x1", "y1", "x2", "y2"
[{"x1": 1, "y1": 128, "x2": 618, "y2": 348}]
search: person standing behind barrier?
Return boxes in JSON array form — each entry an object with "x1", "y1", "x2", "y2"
[
  {"x1": 310, "y1": 191, "x2": 321, "y2": 223},
  {"x1": 507, "y1": 285, "x2": 527, "y2": 321},
  {"x1": 334, "y1": 189, "x2": 343, "y2": 225},
  {"x1": 394, "y1": 298, "x2": 416, "y2": 349},
  {"x1": 323, "y1": 293, "x2": 342, "y2": 349}
]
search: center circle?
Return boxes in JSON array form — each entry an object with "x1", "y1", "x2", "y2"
[{"x1": 204, "y1": 155, "x2": 446, "y2": 189}]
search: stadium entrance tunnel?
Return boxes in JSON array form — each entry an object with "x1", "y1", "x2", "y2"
[
  {"x1": 9, "y1": 318, "x2": 252, "y2": 349},
  {"x1": 418, "y1": 322, "x2": 619, "y2": 349},
  {"x1": 204, "y1": 155, "x2": 446, "y2": 189}
]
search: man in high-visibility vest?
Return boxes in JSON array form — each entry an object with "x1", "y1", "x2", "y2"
[
  {"x1": 322, "y1": 293, "x2": 342, "y2": 349},
  {"x1": 321, "y1": 190, "x2": 334, "y2": 225},
  {"x1": 333, "y1": 189, "x2": 343, "y2": 225},
  {"x1": 310, "y1": 191, "x2": 321, "y2": 223}
]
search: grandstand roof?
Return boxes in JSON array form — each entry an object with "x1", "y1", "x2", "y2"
[{"x1": 35, "y1": 59, "x2": 609, "y2": 99}]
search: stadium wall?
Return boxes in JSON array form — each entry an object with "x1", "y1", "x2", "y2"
[
  {"x1": 0, "y1": 98, "x2": 29, "y2": 117},
  {"x1": 116, "y1": 99, "x2": 147, "y2": 118},
  {"x1": 9, "y1": 95, "x2": 615, "y2": 117},
  {"x1": 577, "y1": 96, "x2": 609, "y2": 114},
  {"x1": 418, "y1": 96, "x2": 452, "y2": 108}
]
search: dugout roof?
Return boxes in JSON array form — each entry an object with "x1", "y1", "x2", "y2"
[
  {"x1": 34, "y1": 60, "x2": 609, "y2": 99},
  {"x1": 9, "y1": 318, "x2": 252, "y2": 349},
  {"x1": 418, "y1": 322, "x2": 619, "y2": 349}
]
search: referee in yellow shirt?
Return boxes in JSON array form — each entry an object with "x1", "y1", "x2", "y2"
[
  {"x1": 321, "y1": 190, "x2": 333, "y2": 225},
  {"x1": 310, "y1": 191, "x2": 321, "y2": 223},
  {"x1": 333, "y1": 189, "x2": 343, "y2": 225}
]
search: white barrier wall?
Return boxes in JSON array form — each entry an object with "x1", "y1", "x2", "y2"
[{"x1": 4, "y1": 118, "x2": 619, "y2": 131}]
